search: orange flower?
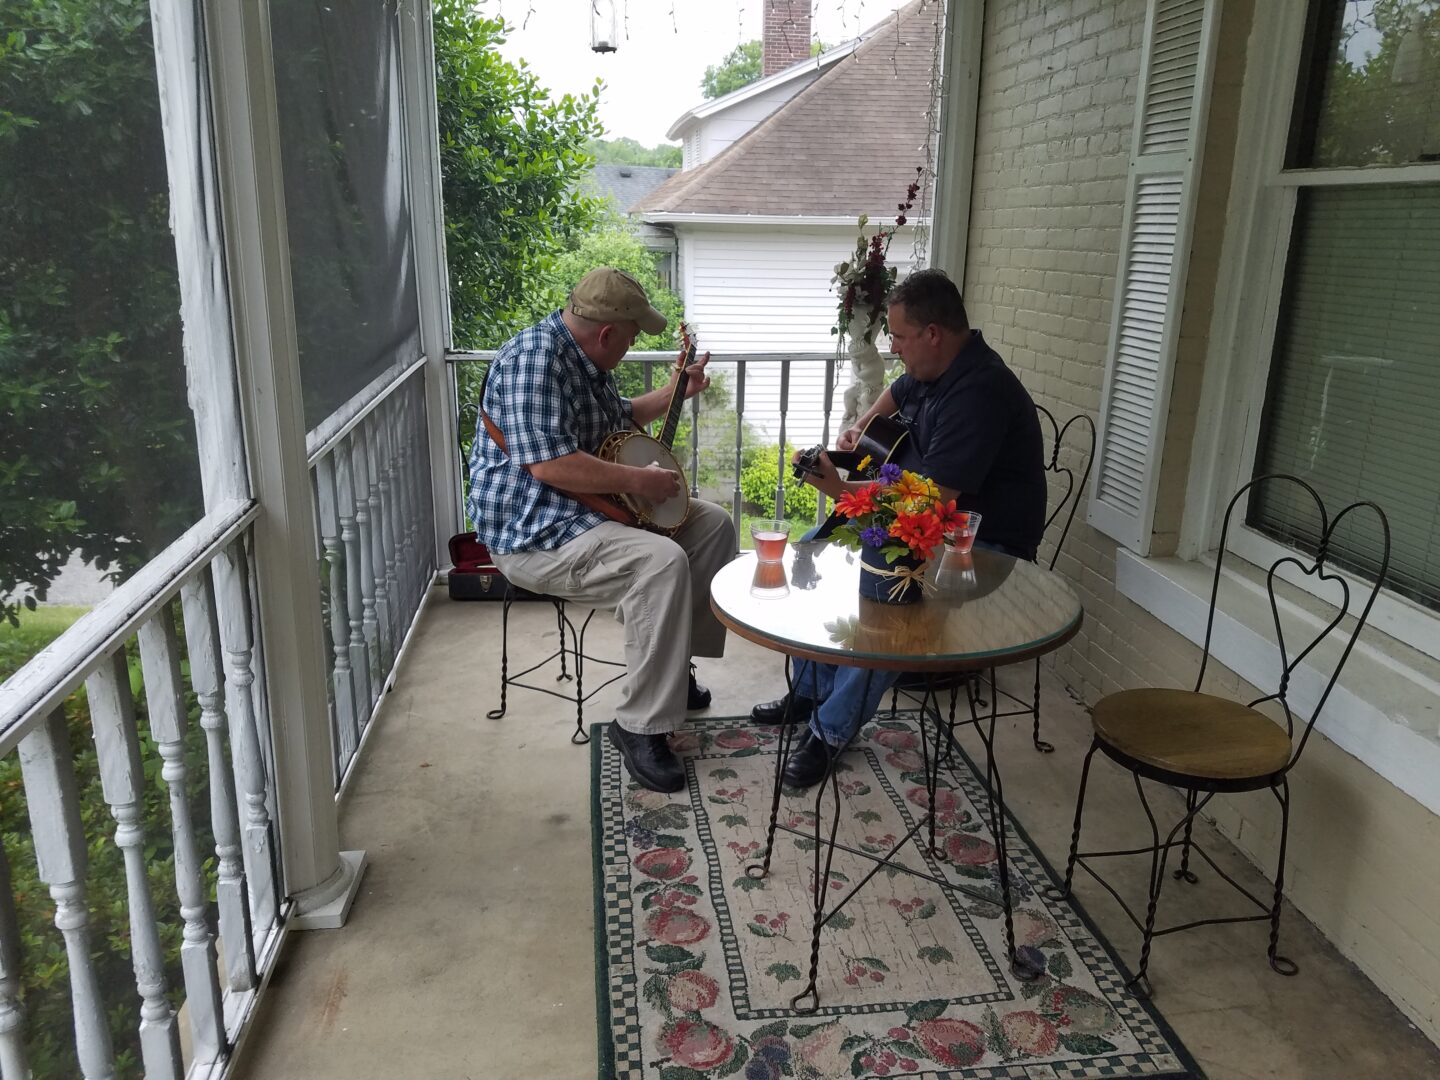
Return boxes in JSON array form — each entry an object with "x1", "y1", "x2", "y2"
[
  {"x1": 836, "y1": 483, "x2": 881, "y2": 519},
  {"x1": 940, "y1": 501, "x2": 969, "y2": 534},
  {"x1": 889, "y1": 509, "x2": 945, "y2": 560}
]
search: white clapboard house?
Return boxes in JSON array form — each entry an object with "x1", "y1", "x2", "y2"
[{"x1": 632, "y1": 1, "x2": 939, "y2": 448}]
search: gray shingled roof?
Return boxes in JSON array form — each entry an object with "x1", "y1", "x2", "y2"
[
  {"x1": 582, "y1": 164, "x2": 680, "y2": 213},
  {"x1": 635, "y1": 1, "x2": 938, "y2": 219}
]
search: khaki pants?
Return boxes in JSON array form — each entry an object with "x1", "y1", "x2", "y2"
[{"x1": 492, "y1": 500, "x2": 735, "y2": 735}]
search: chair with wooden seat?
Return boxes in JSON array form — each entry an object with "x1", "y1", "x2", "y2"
[{"x1": 1053, "y1": 473, "x2": 1390, "y2": 994}]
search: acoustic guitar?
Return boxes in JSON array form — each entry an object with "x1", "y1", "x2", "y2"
[
  {"x1": 791, "y1": 411, "x2": 910, "y2": 485},
  {"x1": 792, "y1": 412, "x2": 911, "y2": 540}
]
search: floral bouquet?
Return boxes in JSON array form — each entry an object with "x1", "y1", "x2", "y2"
[
  {"x1": 831, "y1": 462, "x2": 967, "y2": 567},
  {"x1": 831, "y1": 168, "x2": 924, "y2": 344}
]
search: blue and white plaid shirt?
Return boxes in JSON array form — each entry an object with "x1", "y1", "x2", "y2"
[{"x1": 467, "y1": 310, "x2": 634, "y2": 554}]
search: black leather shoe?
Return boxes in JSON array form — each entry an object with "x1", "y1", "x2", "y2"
[
  {"x1": 687, "y1": 664, "x2": 712, "y2": 711},
  {"x1": 751, "y1": 692, "x2": 815, "y2": 725},
  {"x1": 608, "y1": 723, "x2": 685, "y2": 793},
  {"x1": 782, "y1": 730, "x2": 836, "y2": 789}
]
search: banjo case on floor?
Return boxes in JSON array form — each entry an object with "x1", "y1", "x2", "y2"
[{"x1": 447, "y1": 532, "x2": 544, "y2": 602}]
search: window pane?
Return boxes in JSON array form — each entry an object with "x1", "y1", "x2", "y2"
[
  {"x1": 270, "y1": 0, "x2": 423, "y2": 431},
  {"x1": 1292, "y1": 0, "x2": 1440, "y2": 168},
  {"x1": 1250, "y1": 185, "x2": 1440, "y2": 610},
  {"x1": 1, "y1": 2, "x2": 204, "y2": 617}
]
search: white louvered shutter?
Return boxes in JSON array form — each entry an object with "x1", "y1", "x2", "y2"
[{"x1": 1087, "y1": 0, "x2": 1220, "y2": 552}]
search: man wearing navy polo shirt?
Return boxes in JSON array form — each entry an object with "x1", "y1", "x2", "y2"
[
  {"x1": 751, "y1": 268, "x2": 1047, "y2": 787},
  {"x1": 469, "y1": 268, "x2": 736, "y2": 793}
]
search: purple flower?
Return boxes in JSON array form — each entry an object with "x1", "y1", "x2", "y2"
[
  {"x1": 878, "y1": 462, "x2": 902, "y2": 485},
  {"x1": 860, "y1": 526, "x2": 888, "y2": 548}
]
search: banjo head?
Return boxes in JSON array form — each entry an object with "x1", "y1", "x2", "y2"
[{"x1": 600, "y1": 431, "x2": 691, "y2": 533}]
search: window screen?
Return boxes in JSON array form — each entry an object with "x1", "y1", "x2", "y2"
[
  {"x1": 1250, "y1": 184, "x2": 1440, "y2": 611},
  {"x1": 270, "y1": 0, "x2": 423, "y2": 431}
]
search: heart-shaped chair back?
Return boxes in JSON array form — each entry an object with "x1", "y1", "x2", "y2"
[{"x1": 1195, "y1": 473, "x2": 1391, "y2": 776}]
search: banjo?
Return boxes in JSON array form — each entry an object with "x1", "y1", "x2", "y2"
[{"x1": 592, "y1": 324, "x2": 698, "y2": 536}]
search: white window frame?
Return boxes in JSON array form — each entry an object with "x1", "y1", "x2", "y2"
[{"x1": 1182, "y1": 0, "x2": 1440, "y2": 664}]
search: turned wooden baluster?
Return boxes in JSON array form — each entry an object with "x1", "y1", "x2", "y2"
[
  {"x1": 212, "y1": 541, "x2": 280, "y2": 935},
  {"x1": 317, "y1": 453, "x2": 360, "y2": 776},
  {"x1": 349, "y1": 424, "x2": 382, "y2": 704},
  {"x1": 19, "y1": 710, "x2": 117, "y2": 1079},
  {"x1": 374, "y1": 408, "x2": 403, "y2": 659},
  {"x1": 0, "y1": 839, "x2": 31, "y2": 1078},
  {"x1": 361, "y1": 412, "x2": 395, "y2": 676},
  {"x1": 138, "y1": 605, "x2": 228, "y2": 1066},
  {"x1": 87, "y1": 651, "x2": 183, "y2": 1078},
  {"x1": 180, "y1": 570, "x2": 258, "y2": 993},
  {"x1": 336, "y1": 439, "x2": 374, "y2": 718}
]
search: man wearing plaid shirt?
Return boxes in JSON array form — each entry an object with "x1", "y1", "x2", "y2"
[{"x1": 469, "y1": 267, "x2": 736, "y2": 792}]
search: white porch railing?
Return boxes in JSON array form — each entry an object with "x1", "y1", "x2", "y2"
[
  {"x1": 309, "y1": 361, "x2": 438, "y2": 788},
  {"x1": 446, "y1": 349, "x2": 847, "y2": 539},
  {"x1": 0, "y1": 502, "x2": 280, "y2": 1079},
  {"x1": 0, "y1": 361, "x2": 439, "y2": 1077}
]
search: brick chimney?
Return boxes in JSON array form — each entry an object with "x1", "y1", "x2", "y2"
[{"x1": 762, "y1": 0, "x2": 812, "y2": 77}]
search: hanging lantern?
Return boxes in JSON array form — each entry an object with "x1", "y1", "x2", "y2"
[{"x1": 591, "y1": 0, "x2": 618, "y2": 53}]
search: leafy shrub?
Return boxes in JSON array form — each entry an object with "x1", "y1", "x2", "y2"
[{"x1": 739, "y1": 445, "x2": 818, "y2": 520}]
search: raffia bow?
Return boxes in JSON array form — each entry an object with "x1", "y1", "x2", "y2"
[{"x1": 860, "y1": 558, "x2": 934, "y2": 602}]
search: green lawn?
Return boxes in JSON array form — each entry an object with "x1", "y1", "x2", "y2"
[{"x1": 0, "y1": 604, "x2": 90, "y2": 680}]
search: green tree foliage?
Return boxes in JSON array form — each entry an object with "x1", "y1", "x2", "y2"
[
  {"x1": 0, "y1": 0, "x2": 204, "y2": 627},
  {"x1": 700, "y1": 39, "x2": 829, "y2": 99},
  {"x1": 456, "y1": 216, "x2": 691, "y2": 465},
  {"x1": 509, "y1": 213, "x2": 683, "y2": 354},
  {"x1": 1309, "y1": 0, "x2": 1440, "y2": 167},
  {"x1": 585, "y1": 136, "x2": 682, "y2": 167},
  {"x1": 701, "y1": 39, "x2": 762, "y2": 98},
  {"x1": 435, "y1": 1, "x2": 606, "y2": 349}
]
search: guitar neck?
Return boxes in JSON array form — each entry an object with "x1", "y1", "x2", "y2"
[{"x1": 657, "y1": 343, "x2": 695, "y2": 450}]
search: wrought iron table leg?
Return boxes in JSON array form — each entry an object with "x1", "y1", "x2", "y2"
[
  {"x1": 747, "y1": 659, "x2": 806, "y2": 880},
  {"x1": 973, "y1": 665, "x2": 1042, "y2": 981},
  {"x1": 1030, "y1": 657, "x2": 1054, "y2": 753},
  {"x1": 791, "y1": 669, "x2": 875, "y2": 1014}
]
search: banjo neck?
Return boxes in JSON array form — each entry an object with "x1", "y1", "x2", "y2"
[{"x1": 656, "y1": 324, "x2": 696, "y2": 450}]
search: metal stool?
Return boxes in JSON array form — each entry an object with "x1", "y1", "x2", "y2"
[{"x1": 485, "y1": 584, "x2": 625, "y2": 744}]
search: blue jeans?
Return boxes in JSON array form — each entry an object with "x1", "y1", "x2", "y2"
[{"x1": 794, "y1": 537, "x2": 1030, "y2": 746}]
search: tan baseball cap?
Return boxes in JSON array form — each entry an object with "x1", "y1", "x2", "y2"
[{"x1": 568, "y1": 267, "x2": 667, "y2": 336}]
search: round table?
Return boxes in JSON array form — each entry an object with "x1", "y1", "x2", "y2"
[{"x1": 710, "y1": 539, "x2": 1083, "y2": 1010}]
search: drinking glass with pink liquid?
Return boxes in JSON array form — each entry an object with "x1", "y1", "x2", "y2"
[
  {"x1": 946, "y1": 511, "x2": 982, "y2": 554},
  {"x1": 750, "y1": 519, "x2": 791, "y2": 562}
]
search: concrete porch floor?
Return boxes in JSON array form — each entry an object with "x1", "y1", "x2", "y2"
[{"x1": 236, "y1": 589, "x2": 1439, "y2": 1079}]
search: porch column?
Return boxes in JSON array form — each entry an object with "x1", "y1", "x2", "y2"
[
  {"x1": 931, "y1": 0, "x2": 985, "y2": 285},
  {"x1": 204, "y1": 0, "x2": 366, "y2": 928},
  {"x1": 398, "y1": 0, "x2": 465, "y2": 561}
]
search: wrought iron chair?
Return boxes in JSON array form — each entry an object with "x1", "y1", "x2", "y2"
[
  {"x1": 485, "y1": 586, "x2": 624, "y2": 745},
  {"x1": 457, "y1": 398, "x2": 624, "y2": 745},
  {"x1": 891, "y1": 405, "x2": 1095, "y2": 752},
  {"x1": 1052, "y1": 473, "x2": 1390, "y2": 994}
]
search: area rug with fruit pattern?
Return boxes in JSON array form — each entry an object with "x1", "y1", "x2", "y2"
[{"x1": 591, "y1": 713, "x2": 1202, "y2": 1080}]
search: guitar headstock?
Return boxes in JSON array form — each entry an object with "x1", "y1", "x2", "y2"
[
  {"x1": 792, "y1": 445, "x2": 825, "y2": 482},
  {"x1": 677, "y1": 322, "x2": 698, "y2": 372}
]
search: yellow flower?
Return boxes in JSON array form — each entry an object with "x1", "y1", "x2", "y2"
[
  {"x1": 856, "y1": 454, "x2": 873, "y2": 473},
  {"x1": 896, "y1": 470, "x2": 938, "y2": 501}
]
